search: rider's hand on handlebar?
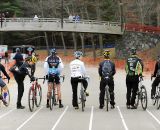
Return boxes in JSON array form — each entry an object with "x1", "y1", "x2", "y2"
[
  {"x1": 30, "y1": 77, "x2": 35, "y2": 82},
  {"x1": 45, "y1": 75, "x2": 48, "y2": 80}
]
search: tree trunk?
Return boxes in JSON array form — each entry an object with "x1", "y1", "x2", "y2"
[
  {"x1": 51, "y1": 32, "x2": 56, "y2": 47},
  {"x1": 60, "y1": 32, "x2": 67, "y2": 56},
  {"x1": 44, "y1": 32, "x2": 49, "y2": 55},
  {"x1": 80, "y1": 33, "x2": 85, "y2": 56},
  {"x1": 72, "y1": 32, "x2": 77, "y2": 51},
  {"x1": 91, "y1": 34, "x2": 96, "y2": 61},
  {"x1": 99, "y1": 34, "x2": 103, "y2": 55}
]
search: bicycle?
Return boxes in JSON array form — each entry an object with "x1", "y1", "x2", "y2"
[
  {"x1": 151, "y1": 76, "x2": 160, "y2": 109},
  {"x1": 78, "y1": 76, "x2": 89, "y2": 112},
  {"x1": 0, "y1": 78, "x2": 10, "y2": 107},
  {"x1": 48, "y1": 75, "x2": 65, "y2": 111},
  {"x1": 28, "y1": 77, "x2": 45, "y2": 112},
  {"x1": 135, "y1": 76, "x2": 148, "y2": 110}
]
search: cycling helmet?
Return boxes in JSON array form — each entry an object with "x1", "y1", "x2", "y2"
[
  {"x1": 50, "y1": 48, "x2": 56, "y2": 55},
  {"x1": 16, "y1": 48, "x2": 20, "y2": 52},
  {"x1": 103, "y1": 50, "x2": 110, "y2": 57},
  {"x1": 74, "y1": 51, "x2": 83, "y2": 58},
  {"x1": 130, "y1": 47, "x2": 136, "y2": 55}
]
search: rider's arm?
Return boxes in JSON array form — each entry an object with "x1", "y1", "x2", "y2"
[
  {"x1": 0, "y1": 64, "x2": 10, "y2": 79},
  {"x1": 81, "y1": 62, "x2": 86, "y2": 76},
  {"x1": 98, "y1": 63, "x2": 102, "y2": 77},
  {"x1": 153, "y1": 62, "x2": 158, "y2": 77},
  {"x1": 58, "y1": 57, "x2": 64, "y2": 74},
  {"x1": 135, "y1": 60, "x2": 143, "y2": 76}
]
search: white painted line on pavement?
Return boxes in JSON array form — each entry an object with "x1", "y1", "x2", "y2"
[
  {"x1": 16, "y1": 106, "x2": 43, "y2": 130},
  {"x1": 146, "y1": 109, "x2": 160, "y2": 125},
  {"x1": 117, "y1": 106, "x2": 128, "y2": 130},
  {"x1": 89, "y1": 106, "x2": 94, "y2": 130},
  {"x1": 0, "y1": 108, "x2": 16, "y2": 119},
  {"x1": 52, "y1": 106, "x2": 69, "y2": 130}
]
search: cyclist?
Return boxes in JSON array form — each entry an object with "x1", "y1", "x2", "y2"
[
  {"x1": 151, "y1": 55, "x2": 160, "y2": 99},
  {"x1": 29, "y1": 52, "x2": 38, "y2": 77},
  {"x1": 0, "y1": 63, "x2": 10, "y2": 106},
  {"x1": 70, "y1": 51, "x2": 89, "y2": 109},
  {"x1": 98, "y1": 50, "x2": 116, "y2": 109},
  {"x1": 125, "y1": 47, "x2": 143, "y2": 109},
  {"x1": 9, "y1": 56, "x2": 35, "y2": 109},
  {"x1": 44, "y1": 48, "x2": 64, "y2": 108}
]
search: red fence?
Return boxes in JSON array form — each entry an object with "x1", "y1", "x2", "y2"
[{"x1": 125, "y1": 23, "x2": 160, "y2": 34}]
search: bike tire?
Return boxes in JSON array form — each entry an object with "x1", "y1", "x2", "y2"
[
  {"x1": 81, "y1": 90, "x2": 85, "y2": 112},
  {"x1": 35, "y1": 84, "x2": 42, "y2": 107},
  {"x1": 156, "y1": 91, "x2": 160, "y2": 109},
  {"x1": 28, "y1": 87, "x2": 34, "y2": 112},
  {"x1": 49, "y1": 88, "x2": 55, "y2": 110},
  {"x1": 105, "y1": 86, "x2": 109, "y2": 111},
  {"x1": 140, "y1": 85, "x2": 148, "y2": 110},
  {"x1": 2, "y1": 88, "x2": 10, "y2": 107}
]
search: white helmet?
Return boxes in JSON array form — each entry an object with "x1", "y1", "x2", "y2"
[{"x1": 74, "y1": 51, "x2": 83, "y2": 58}]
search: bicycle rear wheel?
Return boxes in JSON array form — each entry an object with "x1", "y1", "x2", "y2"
[
  {"x1": 1, "y1": 88, "x2": 10, "y2": 107},
  {"x1": 156, "y1": 91, "x2": 160, "y2": 109},
  {"x1": 105, "y1": 86, "x2": 109, "y2": 111},
  {"x1": 140, "y1": 85, "x2": 147, "y2": 110},
  {"x1": 49, "y1": 88, "x2": 55, "y2": 110},
  {"x1": 81, "y1": 90, "x2": 85, "y2": 112},
  {"x1": 28, "y1": 87, "x2": 34, "y2": 112},
  {"x1": 35, "y1": 84, "x2": 42, "y2": 107}
]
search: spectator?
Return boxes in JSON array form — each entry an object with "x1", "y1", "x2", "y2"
[
  {"x1": 33, "y1": 15, "x2": 38, "y2": 21},
  {"x1": 68, "y1": 14, "x2": 73, "y2": 22},
  {"x1": 4, "y1": 51, "x2": 9, "y2": 64}
]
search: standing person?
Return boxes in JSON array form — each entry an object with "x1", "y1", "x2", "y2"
[
  {"x1": 4, "y1": 51, "x2": 9, "y2": 64},
  {"x1": 9, "y1": 57, "x2": 35, "y2": 109},
  {"x1": 151, "y1": 55, "x2": 160, "y2": 99},
  {"x1": 68, "y1": 14, "x2": 73, "y2": 21},
  {"x1": 44, "y1": 48, "x2": 64, "y2": 108},
  {"x1": 98, "y1": 50, "x2": 116, "y2": 109},
  {"x1": 125, "y1": 47, "x2": 143, "y2": 109},
  {"x1": 30, "y1": 52, "x2": 38, "y2": 77},
  {"x1": 70, "y1": 51, "x2": 89, "y2": 109},
  {"x1": 13, "y1": 48, "x2": 23, "y2": 67},
  {"x1": 0, "y1": 63, "x2": 10, "y2": 106}
]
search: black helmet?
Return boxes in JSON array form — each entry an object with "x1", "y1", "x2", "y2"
[
  {"x1": 130, "y1": 47, "x2": 136, "y2": 55},
  {"x1": 103, "y1": 50, "x2": 110, "y2": 57},
  {"x1": 50, "y1": 48, "x2": 56, "y2": 55},
  {"x1": 74, "y1": 51, "x2": 83, "y2": 58}
]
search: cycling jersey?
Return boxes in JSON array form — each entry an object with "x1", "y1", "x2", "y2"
[
  {"x1": 125, "y1": 55, "x2": 143, "y2": 76},
  {"x1": 44, "y1": 55, "x2": 64, "y2": 76},
  {"x1": 99, "y1": 59, "x2": 116, "y2": 77},
  {"x1": 70, "y1": 59, "x2": 86, "y2": 78}
]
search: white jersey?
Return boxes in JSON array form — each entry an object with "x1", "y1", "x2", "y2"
[{"x1": 70, "y1": 59, "x2": 86, "y2": 78}]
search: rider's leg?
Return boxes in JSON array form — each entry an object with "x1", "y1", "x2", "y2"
[
  {"x1": 108, "y1": 78, "x2": 115, "y2": 107},
  {"x1": 99, "y1": 79, "x2": 105, "y2": 108},
  {"x1": 82, "y1": 79, "x2": 89, "y2": 96},
  {"x1": 151, "y1": 77, "x2": 159, "y2": 98},
  {"x1": 47, "y1": 82, "x2": 52, "y2": 107},
  {"x1": 126, "y1": 76, "x2": 132, "y2": 107},
  {"x1": 71, "y1": 77, "x2": 78, "y2": 107}
]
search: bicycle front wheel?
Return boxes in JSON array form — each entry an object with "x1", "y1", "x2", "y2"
[
  {"x1": 35, "y1": 85, "x2": 42, "y2": 107},
  {"x1": 81, "y1": 90, "x2": 85, "y2": 112},
  {"x1": 156, "y1": 91, "x2": 160, "y2": 109},
  {"x1": 49, "y1": 88, "x2": 55, "y2": 110},
  {"x1": 28, "y1": 87, "x2": 35, "y2": 112},
  {"x1": 2, "y1": 88, "x2": 10, "y2": 107},
  {"x1": 140, "y1": 86, "x2": 148, "y2": 110}
]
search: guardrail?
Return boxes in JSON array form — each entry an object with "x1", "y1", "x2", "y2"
[{"x1": 0, "y1": 18, "x2": 123, "y2": 34}]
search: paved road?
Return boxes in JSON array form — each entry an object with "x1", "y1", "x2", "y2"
[{"x1": 0, "y1": 62, "x2": 160, "y2": 130}]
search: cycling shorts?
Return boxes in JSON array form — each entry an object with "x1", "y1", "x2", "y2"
[
  {"x1": 0, "y1": 78, "x2": 6, "y2": 88},
  {"x1": 48, "y1": 74, "x2": 60, "y2": 84}
]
